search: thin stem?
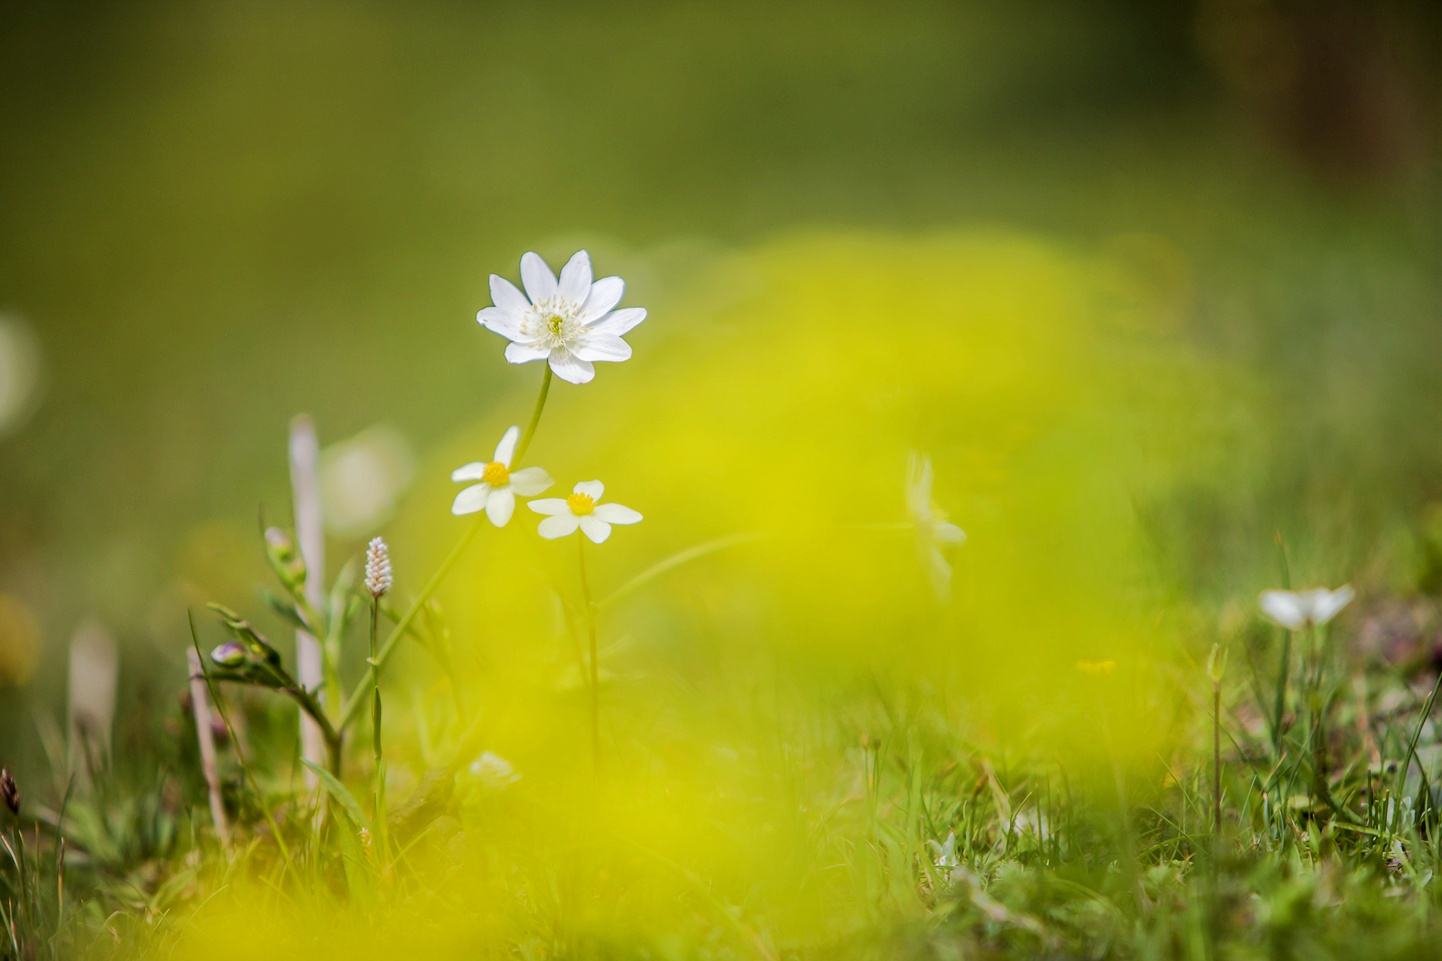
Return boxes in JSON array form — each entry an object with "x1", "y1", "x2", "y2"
[
  {"x1": 512, "y1": 366, "x2": 553, "y2": 467},
  {"x1": 578, "y1": 537, "x2": 600, "y2": 774},
  {"x1": 369, "y1": 596, "x2": 387, "y2": 855},
  {"x1": 338, "y1": 519, "x2": 481, "y2": 733},
  {"x1": 338, "y1": 365, "x2": 555, "y2": 734},
  {"x1": 187, "y1": 614, "x2": 293, "y2": 869},
  {"x1": 1271, "y1": 631, "x2": 1291, "y2": 758},
  {"x1": 1212, "y1": 680, "x2": 1222, "y2": 838},
  {"x1": 599, "y1": 532, "x2": 768, "y2": 610}
]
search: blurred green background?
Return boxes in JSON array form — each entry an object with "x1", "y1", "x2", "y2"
[{"x1": 1, "y1": 0, "x2": 1440, "y2": 767}]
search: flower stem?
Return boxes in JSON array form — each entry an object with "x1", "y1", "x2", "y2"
[
  {"x1": 337, "y1": 367, "x2": 556, "y2": 734},
  {"x1": 512, "y1": 366, "x2": 553, "y2": 467},
  {"x1": 369, "y1": 596, "x2": 387, "y2": 857},
  {"x1": 1212, "y1": 678, "x2": 1222, "y2": 838},
  {"x1": 578, "y1": 537, "x2": 600, "y2": 774}
]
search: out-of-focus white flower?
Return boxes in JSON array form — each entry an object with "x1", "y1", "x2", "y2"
[
  {"x1": 528, "y1": 480, "x2": 642, "y2": 544},
  {"x1": 451, "y1": 426, "x2": 554, "y2": 526},
  {"x1": 319, "y1": 425, "x2": 415, "y2": 538},
  {"x1": 1259, "y1": 586, "x2": 1355, "y2": 631},
  {"x1": 477, "y1": 250, "x2": 646, "y2": 385},
  {"x1": 928, "y1": 831, "x2": 960, "y2": 872},
  {"x1": 0, "y1": 312, "x2": 43, "y2": 439},
  {"x1": 364, "y1": 537, "x2": 392, "y2": 597},
  {"x1": 906, "y1": 453, "x2": 967, "y2": 597},
  {"x1": 467, "y1": 751, "x2": 521, "y2": 789}
]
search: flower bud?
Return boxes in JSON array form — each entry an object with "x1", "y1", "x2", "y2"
[
  {"x1": 264, "y1": 527, "x2": 307, "y2": 591},
  {"x1": 210, "y1": 641, "x2": 246, "y2": 668},
  {"x1": 364, "y1": 537, "x2": 393, "y2": 598}
]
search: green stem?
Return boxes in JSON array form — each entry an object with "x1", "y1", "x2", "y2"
[
  {"x1": 578, "y1": 537, "x2": 600, "y2": 774},
  {"x1": 1271, "y1": 630, "x2": 1292, "y2": 757},
  {"x1": 512, "y1": 366, "x2": 552, "y2": 467},
  {"x1": 338, "y1": 519, "x2": 481, "y2": 733},
  {"x1": 1213, "y1": 680, "x2": 1222, "y2": 838},
  {"x1": 187, "y1": 613, "x2": 294, "y2": 870},
  {"x1": 337, "y1": 366, "x2": 555, "y2": 734},
  {"x1": 369, "y1": 596, "x2": 387, "y2": 852},
  {"x1": 598, "y1": 532, "x2": 768, "y2": 610}
]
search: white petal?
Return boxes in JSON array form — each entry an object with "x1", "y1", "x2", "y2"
[
  {"x1": 573, "y1": 334, "x2": 632, "y2": 363},
  {"x1": 451, "y1": 484, "x2": 490, "y2": 516},
  {"x1": 587, "y1": 306, "x2": 646, "y2": 336},
  {"x1": 490, "y1": 274, "x2": 531, "y2": 313},
  {"x1": 494, "y1": 425, "x2": 520, "y2": 466},
  {"x1": 547, "y1": 350, "x2": 595, "y2": 385},
  {"x1": 1259, "y1": 590, "x2": 1306, "y2": 631},
  {"x1": 509, "y1": 466, "x2": 553, "y2": 496},
  {"x1": 477, "y1": 306, "x2": 523, "y2": 340},
  {"x1": 579, "y1": 277, "x2": 624, "y2": 322},
  {"x1": 506, "y1": 342, "x2": 550, "y2": 364},
  {"x1": 527, "y1": 498, "x2": 570, "y2": 516},
  {"x1": 451, "y1": 462, "x2": 487, "y2": 482},
  {"x1": 520, "y1": 252, "x2": 557, "y2": 302},
  {"x1": 593, "y1": 503, "x2": 642, "y2": 525},
  {"x1": 556, "y1": 250, "x2": 592, "y2": 304},
  {"x1": 574, "y1": 480, "x2": 604, "y2": 500},
  {"x1": 538, "y1": 514, "x2": 580, "y2": 539},
  {"x1": 485, "y1": 488, "x2": 515, "y2": 527},
  {"x1": 1310, "y1": 585, "x2": 1355, "y2": 626},
  {"x1": 926, "y1": 547, "x2": 952, "y2": 598},
  {"x1": 933, "y1": 521, "x2": 966, "y2": 545},
  {"x1": 906, "y1": 452, "x2": 933, "y2": 517},
  {"x1": 579, "y1": 516, "x2": 612, "y2": 544}
]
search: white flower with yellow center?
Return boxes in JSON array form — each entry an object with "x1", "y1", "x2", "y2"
[
  {"x1": 477, "y1": 250, "x2": 646, "y2": 386},
  {"x1": 1259, "y1": 585, "x2": 1355, "y2": 631},
  {"x1": 450, "y1": 426, "x2": 553, "y2": 526},
  {"x1": 907, "y1": 452, "x2": 967, "y2": 598},
  {"x1": 528, "y1": 480, "x2": 642, "y2": 544}
]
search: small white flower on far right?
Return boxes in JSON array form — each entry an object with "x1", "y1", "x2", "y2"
[
  {"x1": 451, "y1": 425, "x2": 554, "y2": 527},
  {"x1": 1259, "y1": 585, "x2": 1355, "y2": 631},
  {"x1": 477, "y1": 250, "x2": 646, "y2": 385},
  {"x1": 907, "y1": 453, "x2": 967, "y2": 597},
  {"x1": 528, "y1": 480, "x2": 642, "y2": 544}
]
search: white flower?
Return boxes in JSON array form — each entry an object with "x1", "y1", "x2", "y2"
[
  {"x1": 451, "y1": 426, "x2": 554, "y2": 526},
  {"x1": 928, "y1": 831, "x2": 960, "y2": 871},
  {"x1": 528, "y1": 480, "x2": 642, "y2": 544},
  {"x1": 1259, "y1": 585, "x2": 1355, "y2": 631},
  {"x1": 477, "y1": 250, "x2": 646, "y2": 385},
  {"x1": 466, "y1": 751, "x2": 521, "y2": 790},
  {"x1": 907, "y1": 453, "x2": 967, "y2": 597}
]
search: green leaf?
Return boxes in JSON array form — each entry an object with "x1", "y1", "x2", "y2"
[{"x1": 300, "y1": 760, "x2": 370, "y2": 832}]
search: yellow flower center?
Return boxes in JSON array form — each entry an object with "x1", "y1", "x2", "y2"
[
  {"x1": 567, "y1": 492, "x2": 596, "y2": 516},
  {"x1": 482, "y1": 461, "x2": 510, "y2": 486},
  {"x1": 546, "y1": 314, "x2": 567, "y2": 335}
]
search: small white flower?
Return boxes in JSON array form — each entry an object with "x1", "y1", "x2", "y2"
[
  {"x1": 477, "y1": 250, "x2": 646, "y2": 385},
  {"x1": 907, "y1": 453, "x2": 967, "y2": 597},
  {"x1": 528, "y1": 480, "x2": 642, "y2": 544},
  {"x1": 928, "y1": 831, "x2": 960, "y2": 871},
  {"x1": 1259, "y1": 585, "x2": 1355, "y2": 631},
  {"x1": 451, "y1": 426, "x2": 554, "y2": 527},
  {"x1": 466, "y1": 751, "x2": 521, "y2": 790}
]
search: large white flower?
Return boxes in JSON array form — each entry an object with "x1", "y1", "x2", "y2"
[
  {"x1": 907, "y1": 453, "x2": 967, "y2": 597},
  {"x1": 1259, "y1": 585, "x2": 1355, "y2": 631},
  {"x1": 477, "y1": 250, "x2": 646, "y2": 386},
  {"x1": 451, "y1": 426, "x2": 553, "y2": 527},
  {"x1": 528, "y1": 480, "x2": 642, "y2": 544}
]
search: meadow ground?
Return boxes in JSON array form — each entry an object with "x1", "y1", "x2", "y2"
[{"x1": 2, "y1": 4, "x2": 1441, "y2": 960}]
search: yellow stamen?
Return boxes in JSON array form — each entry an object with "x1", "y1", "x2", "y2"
[
  {"x1": 547, "y1": 314, "x2": 566, "y2": 335},
  {"x1": 482, "y1": 461, "x2": 510, "y2": 486},
  {"x1": 567, "y1": 492, "x2": 596, "y2": 516}
]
